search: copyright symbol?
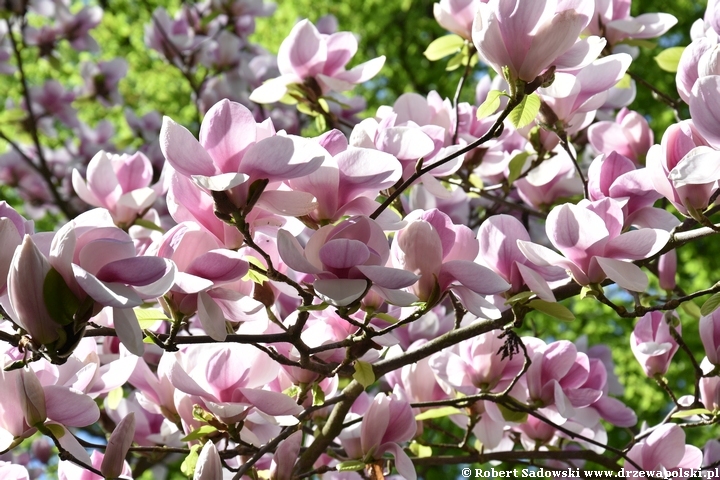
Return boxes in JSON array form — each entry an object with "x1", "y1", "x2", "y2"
[{"x1": 462, "y1": 468, "x2": 472, "y2": 477}]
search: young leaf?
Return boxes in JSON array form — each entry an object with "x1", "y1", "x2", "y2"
[
  {"x1": 497, "y1": 403, "x2": 528, "y2": 423},
  {"x1": 409, "y1": 441, "x2": 433, "y2": 458},
  {"x1": 423, "y1": 34, "x2": 464, "y2": 61},
  {"x1": 180, "y1": 444, "x2": 202, "y2": 477},
  {"x1": 680, "y1": 301, "x2": 701, "y2": 320},
  {"x1": 353, "y1": 360, "x2": 375, "y2": 388},
  {"x1": 507, "y1": 152, "x2": 531, "y2": 184},
  {"x1": 701, "y1": 292, "x2": 720, "y2": 316},
  {"x1": 181, "y1": 425, "x2": 218, "y2": 442},
  {"x1": 528, "y1": 299, "x2": 575, "y2": 322},
  {"x1": 415, "y1": 406, "x2": 462, "y2": 421},
  {"x1": 446, "y1": 51, "x2": 464, "y2": 71},
  {"x1": 654, "y1": 47, "x2": 686, "y2": 73},
  {"x1": 337, "y1": 460, "x2": 365, "y2": 472},
  {"x1": 509, "y1": 93, "x2": 541, "y2": 129},
  {"x1": 671, "y1": 408, "x2": 712, "y2": 419},
  {"x1": 476, "y1": 90, "x2": 504, "y2": 120}
]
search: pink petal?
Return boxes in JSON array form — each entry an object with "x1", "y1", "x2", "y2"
[
  {"x1": 277, "y1": 20, "x2": 327, "y2": 78},
  {"x1": 355, "y1": 265, "x2": 419, "y2": 289},
  {"x1": 72, "y1": 264, "x2": 143, "y2": 307},
  {"x1": 323, "y1": 32, "x2": 357, "y2": 75},
  {"x1": 313, "y1": 278, "x2": 368, "y2": 306},
  {"x1": 375, "y1": 126, "x2": 435, "y2": 160},
  {"x1": 690, "y1": 76, "x2": 720, "y2": 146},
  {"x1": 160, "y1": 117, "x2": 217, "y2": 177},
  {"x1": 277, "y1": 229, "x2": 322, "y2": 274},
  {"x1": 199, "y1": 99, "x2": 257, "y2": 173},
  {"x1": 594, "y1": 257, "x2": 648, "y2": 292},
  {"x1": 44, "y1": 385, "x2": 100, "y2": 427},
  {"x1": 333, "y1": 56, "x2": 386, "y2": 84},
  {"x1": 238, "y1": 387, "x2": 302, "y2": 416},
  {"x1": 604, "y1": 229, "x2": 670, "y2": 261},
  {"x1": 256, "y1": 190, "x2": 318, "y2": 216},
  {"x1": 319, "y1": 238, "x2": 370, "y2": 269},
  {"x1": 187, "y1": 250, "x2": 249, "y2": 283},
  {"x1": 198, "y1": 291, "x2": 228, "y2": 342},
  {"x1": 439, "y1": 260, "x2": 510, "y2": 294},
  {"x1": 113, "y1": 307, "x2": 144, "y2": 356},
  {"x1": 336, "y1": 148, "x2": 402, "y2": 205},
  {"x1": 114, "y1": 152, "x2": 153, "y2": 192},
  {"x1": 381, "y1": 443, "x2": 417, "y2": 480},
  {"x1": 240, "y1": 136, "x2": 326, "y2": 182}
]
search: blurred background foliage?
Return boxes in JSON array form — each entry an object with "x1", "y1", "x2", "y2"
[{"x1": 0, "y1": 0, "x2": 715, "y2": 477}]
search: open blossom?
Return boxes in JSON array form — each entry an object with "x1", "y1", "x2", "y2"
[
  {"x1": 518, "y1": 198, "x2": 670, "y2": 292},
  {"x1": 250, "y1": 19, "x2": 385, "y2": 103},
  {"x1": 472, "y1": 0, "x2": 603, "y2": 83},
  {"x1": 587, "y1": 0, "x2": 677, "y2": 47},
  {"x1": 588, "y1": 108, "x2": 654, "y2": 163},
  {"x1": 647, "y1": 120, "x2": 719, "y2": 217},
  {"x1": 630, "y1": 311, "x2": 680, "y2": 377},
  {"x1": 279, "y1": 215, "x2": 419, "y2": 306},
  {"x1": 625, "y1": 424, "x2": 702, "y2": 475},
  {"x1": 434, "y1": 0, "x2": 486, "y2": 39},
  {"x1": 72, "y1": 151, "x2": 165, "y2": 227},
  {"x1": 391, "y1": 209, "x2": 510, "y2": 316},
  {"x1": 700, "y1": 309, "x2": 720, "y2": 367}
]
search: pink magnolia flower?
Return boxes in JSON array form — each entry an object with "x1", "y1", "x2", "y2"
[
  {"x1": 59, "y1": 450, "x2": 132, "y2": 480},
  {"x1": 700, "y1": 376, "x2": 720, "y2": 412},
  {"x1": 165, "y1": 344, "x2": 303, "y2": 425},
  {"x1": 630, "y1": 311, "x2": 680, "y2": 377},
  {"x1": 249, "y1": 19, "x2": 385, "y2": 103},
  {"x1": 270, "y1": 431, "x2": 302, "y2": 480},
  {"x1": 162, "y1": 99, "x2": 327, "y2": 234},
  {"x1": 689, "y1": 75, "x2": 720, "y2": 148},
  {"x1": 647, "y1": 120, "x2": 719, "y2": 217},
  {"x1": 625, "y1": 424, "x2": 702, "y2": 475},
  {"x1": 72, "y1": 151, "x2": 164, "y2": 227},
  {"x1": 0, "y1": 203, "x2": 33, "y2": 296},
  {"x1": 287, "y1": 129, "x2": 403, "y2": 225},
  {"x1": 391, "y1": 209, "x2": 510, "y2": 316},
  {"x1": 151, "y1": 221, "x2": 262, "y2": 341},
  {"x1": 194, "y1": 441, "x2": 223, "y2": 480},
  {"x1": 518, "y1": 198, "x2": 670, "y2": 292},
  {"x1": 513, "y1": 147, "x2": 583, "y2": 209},
  {"x1": 429, "y1": 329, "x2": 525, "y2": 394},
  {"x1": 587, "y1": 0, "x2": 677, "y2": 47},
  {"x1": 434, "y1": 0, "x2": 486, "y2": 39},
  {"x1": 101, "y1": 413, "x2": 135, "y2": 479},
  {"x1": 588, "y1": 108, "x2": 654, "y2": 163},
  {"x1": 472, "y1": 0, "x2": 603, "y2": 83},
  {"x1": 525, "y1": 340, "x2": 603, "y2": 423},
  {"x1": 700, "y1": 310, "x2": 720, "y2": 367},
  {"x1": 279, "y1": 215, "x2": 419, "y2": 307},
  {"x1": 477, "y1": 214, "x2": 567, "y2": 302},
  {"x1": 80, "y1": 58, "x2": 128, "y2": 106},
  {"x1": 351, "y1": 387, "x2": 417, "y2": 480},
  {"x1": 537, "y1": 54, "x2": 632, "y2": 134},
  {"x1": 0, "y1": 462, "x2": 29, "y2": 480}
]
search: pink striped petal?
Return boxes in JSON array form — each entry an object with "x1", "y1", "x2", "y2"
[{"x1": 199, "y1": 99, "x2": 257, "y2": 173}]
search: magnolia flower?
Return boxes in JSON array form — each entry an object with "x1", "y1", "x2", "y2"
[
  {"x1": 194, "y1": 441, "x2": 223, "y2": 480},
  {"x1": 630, "y1": 311, "x2": 680, "y2": 377},
  {"x1": 250, "y1": 19, "x2": 385, "y2": 103},
  {"x1": 588, "y1": 108, "x2": 654, "y2": 163},
  {"x1": 279, "y1": 215, "x2": 419, "y2": 307},
  {"x1": 434, "y1": 0, "x2": 486, "y2": 39},
  {"x1": 518, "y1": 198, "x2": 670, "y2": 292},
  {"x1": 625, "y1": 424, "x2": 702, "y2": 475},
  {"x1": 472, "y1": 0, "x2": 602, "y2": 83},
  {"x1": 587, "y1": 0, "x2": 677, "y2": 47},
  {"x1": 700, "y1": 310, "x2": 720, "y2": 367},
  {"x1": 72, "y1": 151, "x2": 164, "y2": 227},
  {"x1": 392, "y1": 209, "x2": 510, "y2": 316}
]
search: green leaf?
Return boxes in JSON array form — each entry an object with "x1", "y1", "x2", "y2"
[
  {"x1": 133, "y1": 308, "x2": 170, "y2": 330},
  {"x1": 107, "y1": 387, "x2": 124, "y2": 410},
  {"x1": 620, "y1": 38, "x2": 657, "y2": 49},
  {"x1": 44, "y1": 423, "x2": 66, "y2": 439},
  {"x1": 314, "y1": 114, "x2": 327, "y2": 132},
  {"x1": 423, "y1": 34, "x2": 464, "y2": 61},
  {"x1": 497, "y1": 403, "x2": 528, "y2": 423},
  {"x1": 337, "y1": 460, "x2": 365, "y2": 472},
  {"x1": 181, "y1": 425, "x2": 217, "y2": 442},
  {"x1": 509, "y1": 93, "x2": 541, "y2": 129},
  {"x1": 297, "y1": 303, "x2": 330, "y2": 312},
  {"x1": 43, "y1": 267, "x2": 80, "y2": 327},
  {"x1": 504, "y1": 291, "x2": 535, "y2": 305},
  {"x1": 476, "y1": 90, "x2": 504, "y2": 120},
  {"x1": 680, "y1": 301, "x2": 702, "y2": 320},
  {"x1": 374, "y1": 312, "x2": 399, "y2": 323},
  {"x1": 528, "y1": 299, "x2": 575, "y2": 322},
  {"x1": 409, "y1": 441, "x2": 432, "y2": 458},
  {"x1": 507, "y1": 151, "x2": 530, "y2": 184},
  {"x1": 614, "y1": 73, "x2": 632, "y2": 90},
  {"x1": 654, "y1": 47, "x2": 685, "y2": 73},
  {"x1": 180, "y1": 444, "x2": 202, "y2": 477},
  {"x1": 353, "y1": 360, "x2": 375, "y2": 388},
  {"x1": 134, "y1": 218, "x2": 164, "y2": 232},
  {"x1": 415, "y1": 406, "x2": 462, "y2": 421},
  {"x1": 445, "y1": 51, "x2": 464, "y2": 71},
  {"x1": 311, "y1": 383, "x2": 325, "y2": 406},
  {"x1": 701, "y1": 293, "x2": 720, "y2": 316},
  {"x1": 671, "y1": 408, "x2": 712, "y2": 419}
]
